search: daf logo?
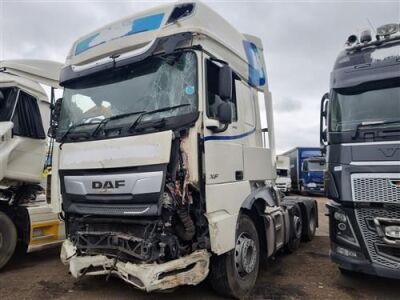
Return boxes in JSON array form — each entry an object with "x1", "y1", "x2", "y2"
[
  {"x1": 92, "y1": 180, "x2": 126, "y2": 190},
  {"x1": 378, "y1": 147, "x2": 400, "y2": 158}
]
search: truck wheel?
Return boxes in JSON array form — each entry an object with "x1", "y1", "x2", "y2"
[
  {"x1": 0, "y1": 211, "x2": 17, "y2": 270},
  {"x1": 302, "y1": 205, "x2": 317, "y2": 242},
  {"x1": 286, "y1": 205, "x2": 302, "y2": 253},
  {"x1": 209, "y1": 214, "x2": 260, "y2": 299}
]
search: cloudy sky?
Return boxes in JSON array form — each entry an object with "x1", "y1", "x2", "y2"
[{"x1": 0, "y1": 0, "x2": 399, "y2": 152}]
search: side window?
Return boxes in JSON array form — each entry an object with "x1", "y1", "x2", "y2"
[
  {"x1": 236, "y1": 81, "x2": 255, "y2": 126},
  {"x1": 206, "y1": 59, "x2": 237, "y2": 122},
  {"x1": 12, "y1": 91, "x2": 46, "y2": 139}
]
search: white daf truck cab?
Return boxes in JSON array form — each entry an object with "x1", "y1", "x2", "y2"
[
  {"x1": 0, "y1": 60, "x2": 65, "y2": 270},
  {"x1": 276, "y1": 155, "x2": 291, "y2": 193},
  {"x1": 55, "y1": 2, "x2": 318, "y2": 297}
]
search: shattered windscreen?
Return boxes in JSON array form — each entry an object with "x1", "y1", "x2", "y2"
[{"x1": 58, "y1": 51, "x2": 197, "y2": 139}]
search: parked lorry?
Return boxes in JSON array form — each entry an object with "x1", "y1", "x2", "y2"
[
  {"x1": 282, "y1": 147, "x2": 325, "y2": 195},
  {"x1": 0, "y1": 60, "x2": 64, "y2": 270},
  {"x1": 276, "y1": 155, "x2": 291, "y2": 193},
  {"x1": 54, "y1": 2, "x2": 318, "y2": 297},
  {"x1": 320, "y1": 24, "x2": 400, "y2": 278}
]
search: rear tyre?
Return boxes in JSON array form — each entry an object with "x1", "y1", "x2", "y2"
[
  {"x1": 0, "y1": 211, "x2": 17, "y2": 270},
  {"x1": 209, "y1": 214, "x2": 260, "y2": 299},
  {"x1": 286, "y1": 205, "x2": 303, "y2": 253},
  {"x1": 302, "y1": 205, "x2": 317, "y2": 242}
]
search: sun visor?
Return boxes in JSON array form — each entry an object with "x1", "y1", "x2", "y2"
[{"x1": 331, "y1": 59, "x2": 400, "y2": 89}]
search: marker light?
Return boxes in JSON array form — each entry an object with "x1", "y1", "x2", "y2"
[
  {"x1": 360, "y1": 30, "x2": 372, "y2": 43},
  {"x1": 336, "y1": 246, "x2": 357, "y2": 258},
  {"x1": 377, "y1": 23, "x2": 399, "y2": 37},
  {"x1": 346, "y1": 34, "x2": 358, "y2": 45}
]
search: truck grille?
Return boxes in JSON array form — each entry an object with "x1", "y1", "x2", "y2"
[
  {"x1": 355, "y1": 206, "x2": 400, "y2": 269},
  {"x1": 351, "y1": 174, "x2": 400, "y2": 203}
]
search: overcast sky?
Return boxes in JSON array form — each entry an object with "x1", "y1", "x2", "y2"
[{"x1": 0, "y1": 0, "x2": 399, "y2": 152}]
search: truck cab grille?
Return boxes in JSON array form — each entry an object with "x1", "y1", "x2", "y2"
[
  {"x1": 355, "y1": 206, "x2": 400, "y2": 269},
  {"x1": 351, "y1": 174, "x2": 400, "y2": 203}
]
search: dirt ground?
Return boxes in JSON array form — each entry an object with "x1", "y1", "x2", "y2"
[{"x1": 1, "y1": 197, "x2": 400, "y2": 300}]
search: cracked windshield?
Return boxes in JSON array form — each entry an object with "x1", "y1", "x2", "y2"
[{"x1": 57, "y1": 51, "x2": 197, "y2": 139}]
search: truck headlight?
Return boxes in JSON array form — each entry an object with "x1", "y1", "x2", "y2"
[
  {"x1": 333, "y1": 210, "x2": 359, "y2": 247},
  {"x1": 334, "y1": 212, "x2": 347, "y2": 223}
]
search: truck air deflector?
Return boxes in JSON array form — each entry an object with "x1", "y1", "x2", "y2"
[
  {"x1": 75, "y1": 13, "x2": 165, "y2": 56},
  {"x1": 60, "y1": 32, "x2": 193, "y2": 85}
]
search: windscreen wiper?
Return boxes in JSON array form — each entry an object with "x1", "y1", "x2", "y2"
[
  {"x1": 91, "y1": 110, "x2": 145, "y2": 137},
  {"x1": 129, "y1": 103, "x2": 192, "y2": 132},
  {"x1": 59, "y1": 122, "x2": 96, "y2": 144},
  {"x1": 352, "y1": 119, "x2": 400, "y2": 139}
]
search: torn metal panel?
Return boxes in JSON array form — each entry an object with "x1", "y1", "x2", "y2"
[{"x1": 61, "y1": 240, "x2": 210, "y2": 292}]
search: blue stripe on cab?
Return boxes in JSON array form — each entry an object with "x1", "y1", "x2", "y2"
[{"x1": 204, "y1": 127, "x2": 256, "y2": 142}]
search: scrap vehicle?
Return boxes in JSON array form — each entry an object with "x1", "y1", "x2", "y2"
[
  {"x1": 54, "y1": 2, "x2": 318, "y2": 297},
  {"x1": 275, "y1": 155, "x2": 292, "y2": 193},
  {"x1": 320, "y1": 24, "x2": 400, "y2": 278},
  {"x1": 0, "y1": 60, "x2": 65, "y2": 270},
  {"x1": 282, "y1": 147, "x2": 325, "y2": 195}
]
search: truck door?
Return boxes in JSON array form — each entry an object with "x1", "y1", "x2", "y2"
[{"x1": 203, "y1": 58, "x2": 245, "y2": 185}]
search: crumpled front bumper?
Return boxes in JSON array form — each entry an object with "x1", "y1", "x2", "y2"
[{"x1": 60, "y1": 240, "x2": 210, "y2": 292}]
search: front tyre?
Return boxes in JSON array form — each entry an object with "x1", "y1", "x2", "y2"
[
  {"x1": 0, "y1": 211, "x2": 17, "y2": 270},
  {"x1": 209, "y1": 214, "x2": 260, "y2": 299}
]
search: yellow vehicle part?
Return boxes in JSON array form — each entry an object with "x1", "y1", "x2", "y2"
[{"x1": 30, "y1": 220, "x2": 61, "y2": 246}]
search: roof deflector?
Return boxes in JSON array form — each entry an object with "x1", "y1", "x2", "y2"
[{"x1": 0, "y1": 59, "x2": 62, "y2": 88}]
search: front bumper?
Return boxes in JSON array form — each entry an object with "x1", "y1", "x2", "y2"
[
  {"x1": 61, "y1": 240, "x2": 210, "y2": 292},
  {"x1": 327, "y1": 201, "x2": 400, "y2": 279},
  {"x1": 331, "y1": 248, "x2": 400, "y2": 279}
]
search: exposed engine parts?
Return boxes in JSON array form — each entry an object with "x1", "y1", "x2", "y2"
[{"x1": 66, "y1": 130, "x2": 209, "y2": 264}]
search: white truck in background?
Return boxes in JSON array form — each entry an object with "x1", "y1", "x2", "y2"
[
  {"x1": 0, "y1": 60, "x2": 65, "y2": 270},
  {"x1": 54, "y1": 2, "x2": 318, "y2": 298},
  {"x1": 276, "y1": 155, "x2": 291, "y2": 193}
]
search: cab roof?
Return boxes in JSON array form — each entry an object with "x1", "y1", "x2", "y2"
[{"x1": 0, "y1": 59, "x2": 62, "y2": 88}]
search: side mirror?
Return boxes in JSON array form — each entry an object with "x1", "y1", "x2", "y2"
[
  {"x1": 217, "y1": 101, "x2": 232, "y2": 124},
  {"x1": 218, "y1": 65, "x2": 233, "y2": 100},
  {"x1": 320, "y1": 93, "x2": 329, "y2": 146},
  {"x1": 48, "y1": 98, "x2": 63, "y2": 138}
]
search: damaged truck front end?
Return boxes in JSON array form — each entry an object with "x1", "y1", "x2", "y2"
[
  {"x1": 55, "y1": 41, "x2": 211, "y2": 290},
  {"x1": 61, "y1": 240, "x2": 210, "y2": 291}
]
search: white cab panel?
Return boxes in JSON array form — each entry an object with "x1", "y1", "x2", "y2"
[{"x1": 59, "y1": 130, "x2": 173, "y2": 170}]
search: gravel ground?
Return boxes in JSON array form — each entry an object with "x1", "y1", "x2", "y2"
[{"x1": 1, "y1": 197, "x2": 399, "y2": 300}]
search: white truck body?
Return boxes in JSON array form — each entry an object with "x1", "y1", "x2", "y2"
[
  {"x1": 276, "y1": 155, "x2": 291, "y2": 193},
  {"x1": 0, "y1": 60, "x2": 64, "y2": 269},
  {"x1": 55, "y1": 2, "x2": 317, "y2": 297}
]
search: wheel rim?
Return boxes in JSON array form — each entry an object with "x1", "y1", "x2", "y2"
[
  {"x1": 0, "y1": 232, "x2": 3, "y2": 249},
  {"x1": 294, "y1": 215, "x2": 302, "y2": 239},
  {"x1": 235, "y1": 232, "x2": 257, "y2": 277}
]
